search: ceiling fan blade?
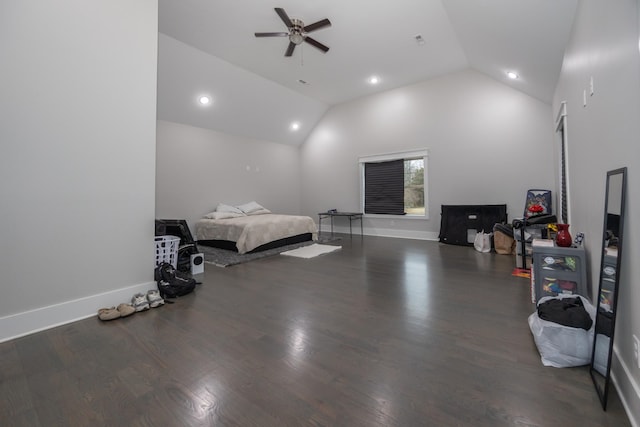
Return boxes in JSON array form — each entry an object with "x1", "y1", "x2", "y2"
[
  {"x1": 254, "y1": 32, "x2": 289, "y2": 37},
  {"x1": 304, "y1": 37, "x2": 329, "y2": 53},
  {"x1": 284, "y1": 41, "x2": 296, "y2": 57},
  {"x1": 275, "y1": 7, "x2": 293, "y2": 28},
  {"x1": 304, "y1": 18, "x2": 331, "y2": 33}
]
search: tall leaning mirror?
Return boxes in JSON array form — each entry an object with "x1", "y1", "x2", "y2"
[{"x1": 590, "y1": 167, "x2": 627, "y2": 410}]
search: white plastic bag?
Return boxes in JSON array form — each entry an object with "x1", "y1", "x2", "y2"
[
  {"x1": 474, "y1": 230, "x2": 492, "y2": 253},
  {"x1": 528, "y1": 294, "x2": 596, "y2": 367}
]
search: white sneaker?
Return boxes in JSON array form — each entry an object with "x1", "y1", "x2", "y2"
[
  {"x1": 146, "y1": 289, "x2": 165, "y2": 308},
  {"x1": 132, "y1": 293, "x2": 149, "y2": 311}
]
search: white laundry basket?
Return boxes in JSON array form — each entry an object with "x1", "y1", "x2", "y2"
[{"x1": 155, "y1": 235, "x2": 180, "y2": 268}]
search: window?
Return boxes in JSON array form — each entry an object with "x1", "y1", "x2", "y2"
[
  {"x1": 359, "y1": 150, "x2": 428, "y2": 217},
  {"x1": 404, "y1": 158, "x2": 425, "y2": 215}
]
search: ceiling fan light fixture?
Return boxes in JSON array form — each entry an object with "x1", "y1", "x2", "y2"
[
  {"x1": 289, "y1": 32, "x2": 305, "y2": 45},
  {"x1": 289, "y1": 18, "x2": 305, "y2": 45}
]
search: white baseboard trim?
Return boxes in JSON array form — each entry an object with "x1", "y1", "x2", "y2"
[
  {"x1": 0, "y1": 281, "x2": 156, "y2": 343},
  {"x1": 612, "y1": 348, "x2": 640, "y2": 427},
  {"x1": 329, "y1": 226, "x2": 440, "y2": 241},
  {"x1": 370, "y1": 229, "x2": 440, "y2": 241}
]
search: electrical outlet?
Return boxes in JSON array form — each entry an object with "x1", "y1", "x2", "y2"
[{"x1": 634, "y1": 335, "x2": 640, "y2": 369}]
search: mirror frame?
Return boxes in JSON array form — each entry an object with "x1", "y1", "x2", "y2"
[{"x1": 589, "y1": 167, "x2": 627, "y2": 410}]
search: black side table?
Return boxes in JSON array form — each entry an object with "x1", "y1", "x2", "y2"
[{"x1": 318, "y1": 212, "x2": 363, "y2": 237}]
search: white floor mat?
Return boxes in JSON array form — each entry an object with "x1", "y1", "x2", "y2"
[{"x1": 280, "y1": 243, "x2": 341, "y2": 259}]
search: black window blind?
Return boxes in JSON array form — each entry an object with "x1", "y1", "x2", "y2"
[{"x1": 364, "y1": 159, "x2": 405, "y2": 215}]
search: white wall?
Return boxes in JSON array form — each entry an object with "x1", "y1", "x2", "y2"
[
  {"x1": 156, "y1": 121, "x2": 302, "y2": 232},
  {"x1": 0, "y1": 0, "x2": 158, "y2": 341},
  {"x1": 300, "y1": 69, "x2": 556, "y2": 239},
  {"x1": 553, "y1": 0, "x2": 640, "y2": 422}
]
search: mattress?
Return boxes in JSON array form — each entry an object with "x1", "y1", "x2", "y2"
[{"x1": 195, "y1": 214, "x2": 318, "y2": 254}]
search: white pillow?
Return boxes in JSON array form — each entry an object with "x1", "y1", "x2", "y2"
[
  {"x1": 246, "y1": 208, "x2": 271, "y2": 216},
  {"x1": 203, "y1": 211, "x2": 245, "y2": 220},
  {"x1": 216, "y1": 203, "x2": 244, "y2": 214},
  {"x1": 236, "y1": 201, "x2": 266, "y2": 214}
]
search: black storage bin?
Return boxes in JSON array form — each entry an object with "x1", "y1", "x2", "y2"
[{"x1": 439, "y1": 204, "x2": 508, "y2": 246}]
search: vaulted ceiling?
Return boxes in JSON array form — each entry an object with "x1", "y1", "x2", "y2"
[{"x1": 157, "y1": 0, "x2": 578, "y2": 145}]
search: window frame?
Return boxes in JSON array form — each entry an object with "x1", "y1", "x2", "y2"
[{"x1": 358, "y1": 149, "x2": 429, "y2": 219}]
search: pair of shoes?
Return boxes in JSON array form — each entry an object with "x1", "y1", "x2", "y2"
[
  {"x1": 132, "y1": 290, "x2": 166, "y2": 312},
  {"x1": 98, "y1": 303, "x2": 136, "y2": 321},
  {"x1": 132, "y1": 293, "x2": 150, "y2": 312},
  {"x1": 147, "y1": 289, "x2": 164, "y2": 308},
  {"x1": 98, "y1": 307, "x2": 120, "y2": 321}
]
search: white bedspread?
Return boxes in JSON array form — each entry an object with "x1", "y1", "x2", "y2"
[{"x1": 195, "y1": 214, "x2": 317, "y2": 254}]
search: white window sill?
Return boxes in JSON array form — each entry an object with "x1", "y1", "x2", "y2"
[{"x1": 365, "y1": 213, "x2": 430, "y2": 220}]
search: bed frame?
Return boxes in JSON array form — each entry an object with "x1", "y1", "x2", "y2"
[{"x1": 197, "y1": 232, "x2": 313, "y2": 253}]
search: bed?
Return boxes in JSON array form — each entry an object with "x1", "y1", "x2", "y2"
[{"x1": 195, "y1": 204, "x2": 317, "y2": 254}]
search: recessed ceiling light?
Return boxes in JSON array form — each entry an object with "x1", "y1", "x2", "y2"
[
  {"x1": 290, "y1": 122, "x2": 301, "y2": 131},
  {"x1": 368, "y1": 76, "x2": 380, "y2": 85},
  {"x1": 507, "y1": 71, "x2": 519, "y2": 80},
  {"x1": 198, "y1": 95, "x2": 212, "y2": 105}
]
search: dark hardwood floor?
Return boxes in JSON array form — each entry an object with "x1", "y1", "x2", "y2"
[{"x1": 0, "y1": 235, "x2": 631, "y2": 426}]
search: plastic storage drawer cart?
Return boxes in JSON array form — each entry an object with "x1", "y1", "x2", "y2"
[
  {"x1": 530, "y1": 243, "x2": 587, "y2": 303},
  {"x1": 155, "y1": 235, "x2": 180, "y2": 268}
]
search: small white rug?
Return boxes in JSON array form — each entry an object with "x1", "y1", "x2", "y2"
[{"x1": 280, "y1": 243, "x2": 341, "y2": 259}]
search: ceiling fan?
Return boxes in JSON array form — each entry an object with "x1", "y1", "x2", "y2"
[{"x1": 255, "y1": 8, "x2": 331, "y2": 57}]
